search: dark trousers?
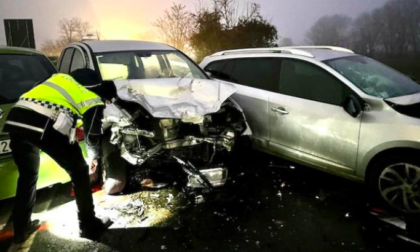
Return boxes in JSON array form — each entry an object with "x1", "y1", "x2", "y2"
[{"x1": 9, "y1": 121, "x2": 95, "y2": 235}]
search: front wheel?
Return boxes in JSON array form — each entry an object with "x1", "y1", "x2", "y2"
[{"x1": 368, "y1": 155, "x2": 420, "y2": 213}]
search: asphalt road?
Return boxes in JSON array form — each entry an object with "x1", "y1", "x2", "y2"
[{"x1": 0, "y1": 151, "x2": 418, "y2": 252}]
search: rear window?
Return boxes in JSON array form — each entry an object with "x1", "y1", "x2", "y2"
[{"x1": 0, "y1": 54, "x2": 56, "y2": 104}]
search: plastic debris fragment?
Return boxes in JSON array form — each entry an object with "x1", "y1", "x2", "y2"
[
  {"x1": 195, "y1": 195, "x2": 205, "y2": 204},
  {"x1": 166, "y1": 194, "x2": 174, "y2": 203}
]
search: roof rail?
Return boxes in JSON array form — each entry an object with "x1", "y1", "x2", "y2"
[
  {"x1": 212, "y1": 48, "x2": 314, "y2": 58},
  {"x1": 278, "y1": 46, "x2": 354, "y2": 53}
]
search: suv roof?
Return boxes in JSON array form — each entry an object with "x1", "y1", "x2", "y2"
[
  {"x1": 208, "y1": 46, "x2": 355, "y2": 61},
  {"x1": 0, "y1": 46, "x2": 44, "y2": 55},
  {"x1": 77, "y1": 40, "x2": 176, "y2": 53}
]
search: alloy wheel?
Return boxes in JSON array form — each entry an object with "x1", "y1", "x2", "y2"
[{"x1": 379, "y1": 163, "x2": 420, "y2": 213}]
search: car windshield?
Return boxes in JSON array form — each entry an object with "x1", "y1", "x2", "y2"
[
  {"x1": 324, "y1": 55, "x2": 420, "y2": 99},
  {"x1": 95, "y1": 50, "x2": 207, "y2": 81},
  {"x1": 0, "y1": 54, "x2": 56, "y2": 104}
]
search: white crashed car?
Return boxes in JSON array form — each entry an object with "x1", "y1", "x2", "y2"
[{"x1": 57, "y1": 40, "x2": 251, "y2": 194}]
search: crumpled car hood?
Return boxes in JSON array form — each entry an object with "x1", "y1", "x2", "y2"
[{"x1": 112, "y1": 78, "x2": 237, "y2": 123}]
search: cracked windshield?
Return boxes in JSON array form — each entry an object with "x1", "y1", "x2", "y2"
[{"x1": 0, "y1": 0, "x2": 419, "y2": 252}]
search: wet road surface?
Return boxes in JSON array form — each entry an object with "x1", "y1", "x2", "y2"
[{"x1": 0, "y1": 151, "x2": 418, "y2": 252}]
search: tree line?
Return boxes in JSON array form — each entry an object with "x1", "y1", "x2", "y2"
[
  {"x1": 154, "y1": 0, "x2": 278, "y2": 61},
  {"x1": 306, "y1": 0, "x2": 420, "y2": 57},
  {"x1": 41, "y1": 0, "x2": 278, "y2": 61},
  {"x1": 41, "y1": 0, "x2": 420, "y2": 62},
  {"x1": 41, "y1": 18, "x2": 92, "y2": 57}
]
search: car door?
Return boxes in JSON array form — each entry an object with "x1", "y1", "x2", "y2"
[
  {"x1": 268, "y1": 58, "x2": 362, "y2": 173},
  {"x1": 204, "y1": 57, "x2": 281, "y2": 149}
]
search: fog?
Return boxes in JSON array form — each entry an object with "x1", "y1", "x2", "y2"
[{"x1": 0, "y1": 0, "x2": 384, "y2": 47}]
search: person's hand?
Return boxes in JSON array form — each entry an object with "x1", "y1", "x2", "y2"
[
  {"x1": 90, "y1": 159, "x2": 98, "y2": 174},
  {"x1": 89, "y1": 159, "x2": 99, "y2": 185}
]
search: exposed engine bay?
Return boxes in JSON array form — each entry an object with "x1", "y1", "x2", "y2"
[{"x1": 102, "y1": 78, "x2": 250, "y2": 193}]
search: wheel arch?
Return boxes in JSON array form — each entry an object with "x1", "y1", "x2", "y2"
[{"x1": 364, "y1": 147, "x2": 420, "y2": 182}]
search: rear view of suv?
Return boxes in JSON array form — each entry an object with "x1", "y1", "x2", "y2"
[{"x1": 200, "y1": 46, "x2": 420, "y2": 213}]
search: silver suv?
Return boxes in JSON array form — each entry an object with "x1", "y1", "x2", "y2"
[{"x1": 200, "y1": 46, "x2": 420, "y2": 213}]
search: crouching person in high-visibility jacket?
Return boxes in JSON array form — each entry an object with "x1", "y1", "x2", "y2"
[{"x1": 2, "y1": 68, "x2": 117, "y2": 243}]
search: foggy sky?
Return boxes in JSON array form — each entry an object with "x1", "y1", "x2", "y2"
[{"x1": 0, "y1": 0, "x2": 385, "y2": 48}]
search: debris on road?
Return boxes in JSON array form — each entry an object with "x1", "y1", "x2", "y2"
[
  {"x1": 151, "y1": 194, "x2": 160, "y2": 198},
  {"x1": 107, "y1": 199, "x2": 145, "y2": 217},
  {"x1": 195, "y1": 195, "x2": 205, "y2": 204},
  {"x1": 116, "y1": 199, "x2": 144, "y2": 216},
  {"x1": 166, "y1": 194, "x2": 174, "y2": 204}
]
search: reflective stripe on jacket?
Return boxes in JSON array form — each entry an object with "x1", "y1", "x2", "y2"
[{"x1": 21, "y1": 74, "x2": 104, "y2": 116}]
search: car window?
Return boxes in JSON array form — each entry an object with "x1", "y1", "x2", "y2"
[
  {"x1": 166, "y1": 53, "x2": 193, "y2": 78},
  {"x1": 141, "y1": 54, "x2": 163, "y2": 78},
  {"x1": 230, "y1": 58, "x2": 281, "y2": 92},
  {"x1": 279, "y1": 59, "x2": 349, "y2": 105},
  {"x1": 70, "y1": 49, "x2": 86, "y2": 72},
  {"x1": 325, "y1": 55, "x2": 420, "y2": 99},
  {"x1": 204, "y1": 60, "x2": 226, "y2": 77},
  {"x1": 0, "y1": 54, "x2": 56, "y2": 104},
  {"x1": 58, "y1": 48, "x2": 75, "y2": 73},
  {"x1": 218, "y1": 60, "x2": 236, "y2": 82},
  {"x1": 96, "y1": 50, "x2": 206, "y2": 81}
]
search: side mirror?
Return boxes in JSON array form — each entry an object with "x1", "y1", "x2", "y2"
[
  {"x1": 205, "y1": 71, "x2": 213, "y2": 78},
  {"x1": 343, "y1": 95, "x2": 363, "y2": 118}
]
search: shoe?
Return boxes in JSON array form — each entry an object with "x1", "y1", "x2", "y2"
[
  {"x1": 13, "y1": 220, "x2": 41, "y2": 244},
  {"x1": 80, "y1": 216, "x2": 113, "y2": 240}
]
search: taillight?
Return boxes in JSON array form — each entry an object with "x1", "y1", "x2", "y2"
[{"x1": 76, "y1": 127, "x2": 85, "y2": 142}]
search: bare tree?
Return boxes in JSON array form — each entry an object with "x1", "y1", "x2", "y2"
[
  {"x1": 153, "y1": 3, "x2": 193, "y2": 52},
  {"x1": 211, "y1": 0, "x2": 260, "y2": 28},
  {"x1": 378, "y1": 0, "x2": 420, "y2": 55},
  {"x1": 351, "y1": 10, "x2": 382, "y2": 56},
  {"x1": 41, "y1": 17, "x2": 92, "y2": 57},
  {"x1": 190, "y1": 0, "x2": 278, "y2": 62},
  {"x1": 306, "y1": 15, "x2": 352, "y2": 47},
  {"x1": 59, "y1": 18, "x2": 92, "y2": 44}
]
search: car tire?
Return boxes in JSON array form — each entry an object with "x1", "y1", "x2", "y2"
[
  {"x1": 100, "y1": 134, "x2": 127, "y2": 195},
  {"x1": 368, "y1": 154, "x2": 420, "y2": 213}
]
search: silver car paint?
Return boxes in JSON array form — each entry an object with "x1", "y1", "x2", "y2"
[
  {"x1": 231, "y1": 85, "x2": 270, "y2": 149},
  {"x1": 200, "y1": 53, "x2": 420, "y2": 183},
  {"x1": 269, "y1": 92, "x2": 361, "y2": 174}
]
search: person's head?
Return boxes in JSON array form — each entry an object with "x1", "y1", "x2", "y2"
[{"x1": 69, "y1": 68, "x2": 117, "y2": 102}]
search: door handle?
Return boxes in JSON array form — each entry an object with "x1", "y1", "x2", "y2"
[{"x1": 271, "y1": 107, "x2": 289, "y2": 115}]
